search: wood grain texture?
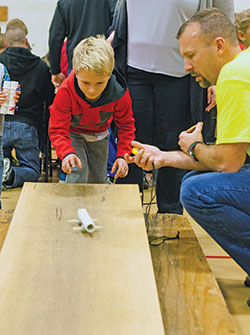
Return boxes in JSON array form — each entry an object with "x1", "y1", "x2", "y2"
[
  {"x1": 0, "y1": 209, "x2": 14, "y2": 251},
  {"x1": 148, "y1": 213, "x2": 237, "y2": 335},
  {"x1": 0, "y1": 183, "x2": 164, "y2": 335}
]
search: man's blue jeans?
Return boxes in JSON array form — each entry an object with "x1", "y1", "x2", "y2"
[
  {"x1": 3, "y1": 121, "x2": 40, "y2": 188},
  {"x1": 180, "y1": 165, "x2": 250, "y2": 276}
]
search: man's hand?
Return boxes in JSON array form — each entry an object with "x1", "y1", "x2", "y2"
[
  {"x1": 52, "y1": 73, "x2": 65, "y2": 89},
  {"x1": 206, "y1": 85, "x2": 216, "y2": 111},
  {"x1": 62, "y1": 154, "x2": 82, "y2": 174},
  {"x1": 111, "y1": 158, "x2": 128, "y2": 179},
  {"x1": 178, "y1": 122, "x2": 203, "y2": 153},
  {"x1": 124, "y1": 141, "x2": 164, "y2": 171}
]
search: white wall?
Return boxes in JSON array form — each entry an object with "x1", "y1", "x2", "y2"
[
  {"x1": 0, "y1": 0, "x2": 250, "y2": 57},
  {"x1": 234, "y1": 0, "x2": 250, "y2": 12},
  {"x1": 0, "y1": 0, "x2": 57, "y2": 57}
]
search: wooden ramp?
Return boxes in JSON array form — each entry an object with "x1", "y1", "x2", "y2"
[
  {"x1": 0, "y1": 183, "x2": 164, "y2": 335},
  {"x1": 148, "y1": 214, "x2": 236, "y2": 335},
  {"x1": 0, "y1": 209, "x2": 13, "y2": 252}
]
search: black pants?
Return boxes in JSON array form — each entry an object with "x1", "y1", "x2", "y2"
[{"x1": 117, "y1": 67, "x2": 192, "y2": 214}]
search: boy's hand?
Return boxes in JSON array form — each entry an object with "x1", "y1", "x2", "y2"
[
  {"x1": 111, "y1": 158, "x2": 128, "y2": 180},
  {"x1": 13, "y1": 85, "x2": 21, "y2": 105},
  {"x1": 0, "y1": 85, "x2": 21, "y2": 109},
  {"x1": 13, "y1": 84, "x2": 21, "y2": 104},
  {"x1": 0, "y1": 90, "x2": 8, "y2": 105},
  {"x1": 62, "y1": 154, "x2": 82, "y2": 174}
]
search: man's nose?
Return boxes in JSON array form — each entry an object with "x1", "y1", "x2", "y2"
[{"x1": 184, "y1": 59, "x2": 193, "y2": 72}]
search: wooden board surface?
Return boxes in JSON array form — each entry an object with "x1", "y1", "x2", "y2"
[
  {"x1": 0, "y1": 209, "x2": 14, "y2": 252},
  {"x1": 0, "y1": 183, "x2": 164, "y2": 335},
  {"x1": 148, "y1": 213, "x2": 236, "y2": 335}
]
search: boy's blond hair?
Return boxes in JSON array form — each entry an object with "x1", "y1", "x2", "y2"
[
  {"x1": 235, "y1": 9, "x2": 250, "y2": 35},
  {"x1": 6, "y1": 18, "x2": 28, "y2": 35},
  {"x1": 5, "y1": 26, "x2": 26, "y2": 46},
  {"x1": 73, "y1": 35, "x2": 114, "y2": 76}
]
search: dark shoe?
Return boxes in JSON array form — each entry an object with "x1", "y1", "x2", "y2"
[
  {"x1": 247, "y1": 298, "x2": 250, "y2": 307},
  {"x1": 244, "y1": 276, "x2": 250, "y2": 287}
]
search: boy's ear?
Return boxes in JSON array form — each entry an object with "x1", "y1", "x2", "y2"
[{"x1": 237, "y1": 30, "x2": 246, "y2": 43}]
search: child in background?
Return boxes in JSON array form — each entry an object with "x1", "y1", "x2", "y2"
[
  {"x1": 235, "y1": 9, "x2": 250, "y2": 49},
  {"x1": 0, "y1": 34, "x2": 5, "y2": 54},
  {"x1": 49, "y1": 35, "x2": 135, "y2": 183},
  {"x1": 0, "y1": 63, "x2": 19, "y2": 204},
  {"x1": 0, "y1": 64, "x2": 11, "y2": 202}
]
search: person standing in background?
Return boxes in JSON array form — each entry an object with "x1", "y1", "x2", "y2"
[
  {"x1": 0, "y1": 26, "x2": 54, "y2": 189},
  {"x1": 6, "y1": 18, "x2": 32, "y2": 51},
  {"x1": 0, "y1": 34, "x2": 5, "y2": 54},
  {"x1": 111, "y1": 0, "x2": 234, "y2": 214},
  {"x1": 48, "y1": 0, "x2": 118, "y2": 89},
  {"x1": 0, "y1": 62, "x2": 11, "y2": 204},
  {"x1": 235, "y1": 8, "x2": 250, "y2": 49},
  {"x1": 0, "y1": 27, "x2": 20, "y2": 203}
]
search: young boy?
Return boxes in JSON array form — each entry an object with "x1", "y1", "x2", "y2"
[
  {"x1": 49, "y1": 36, "x2": 135, "y2": 183},
  {"x1": 0, "y1": 62, "x2": 20, "y2": 203},
  {"x1": 0, "y1": 64, "x2": 11, "y2": 199}
]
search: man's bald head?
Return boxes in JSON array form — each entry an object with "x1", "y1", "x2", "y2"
[{"x1": 177, "y1": 8, "x2": 238, "y2": 47}]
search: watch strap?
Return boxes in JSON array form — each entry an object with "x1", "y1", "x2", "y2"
[{"x1": 187, "y1": 141, "x2": 203, "y2": 161}]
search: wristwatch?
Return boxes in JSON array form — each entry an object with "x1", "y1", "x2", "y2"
[{"x1": 187, "y1": 141, "x2": 203, "y2": 161}]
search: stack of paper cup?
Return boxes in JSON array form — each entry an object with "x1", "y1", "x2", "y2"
[{"x1": 0, "y1": 81, "x2": 19, "y2": 115}]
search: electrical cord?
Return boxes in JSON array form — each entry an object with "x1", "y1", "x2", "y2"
[
  {"x1": 142, "y1": 163, "x2": 180, "y2": 246},
  {"x1": 143, "y1": 163, "x2": 157, "y2": 232}
]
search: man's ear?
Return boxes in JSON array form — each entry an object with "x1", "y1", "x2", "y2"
[
  {"x1": 214, "y1": 37, "x2": 225, "y2": 55},
  {"x1": 4, "y1": 41, "x2": 8, "y2": 48}
]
